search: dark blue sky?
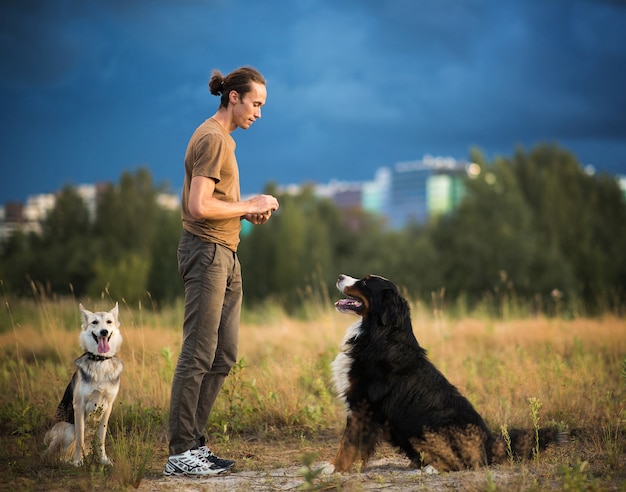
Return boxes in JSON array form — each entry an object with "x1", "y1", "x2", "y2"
[{"x1": 1, "y1": 0, "x2": 625, "y2": 203}]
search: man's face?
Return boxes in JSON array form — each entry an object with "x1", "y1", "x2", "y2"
[{"x1": 232, "y1": 81, "x2": 266, "y2": 130}]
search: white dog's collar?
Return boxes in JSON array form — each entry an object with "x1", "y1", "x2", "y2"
[{"x1": 84, "y1": 352, "x2": 113, "y2": 361}]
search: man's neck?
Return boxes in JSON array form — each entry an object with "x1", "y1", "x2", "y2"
[{"x1": 212, "y1": 109, "x2": 235, "y2": 133}]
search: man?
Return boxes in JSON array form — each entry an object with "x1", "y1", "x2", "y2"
[{"x1": 164, "y1": 66, "x2": 279, "y2": 477}]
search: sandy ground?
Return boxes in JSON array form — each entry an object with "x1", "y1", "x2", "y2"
[{"x1": 137, "y1": 456, "x2": 561, "y2": 491}]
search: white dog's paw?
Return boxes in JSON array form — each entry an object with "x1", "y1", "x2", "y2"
[
  {"x1": 321, "y1": 463, "x2": 336, "y2": 475},
  {"x1": 423, "y1": 464, "x2": 438, "y2": 475}
]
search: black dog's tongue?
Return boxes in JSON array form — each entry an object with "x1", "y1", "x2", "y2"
[
  {"x1": 335, "y1": 298, "x2": 363, "y2": 311},
  {"x1": 336, "y1": 299, "x2": 352, "y2": 308},
  {"x1": 98, "y1": 336, "x2": 110, "y2": 354}
]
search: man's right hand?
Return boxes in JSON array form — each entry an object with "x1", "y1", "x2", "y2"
[{"x1": 247, "y1": 194, "x2": 279, "y2": 214}]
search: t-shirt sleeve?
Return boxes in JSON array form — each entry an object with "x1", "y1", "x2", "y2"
[{"x1": 192, "y1": 133, "x2": 227, "y2": 183}]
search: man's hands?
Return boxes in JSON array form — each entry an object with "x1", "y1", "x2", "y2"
[
  {"x1": 245, "y1": 211, "x2": 271, "y2": 224},
  {"x1": 243, "y1": 194, "x2": 279, "y2": 225}
]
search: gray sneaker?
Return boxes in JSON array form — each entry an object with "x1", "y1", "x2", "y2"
[{"x1": 163, "y1": 449, "x2": 228, "y2": 477}]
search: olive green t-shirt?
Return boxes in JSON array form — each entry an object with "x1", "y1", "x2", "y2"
[{"x1": 181, "y1": 118, "x2": 241, "y2": 251}]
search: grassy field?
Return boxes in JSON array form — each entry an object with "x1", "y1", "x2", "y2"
[{"x1": 0, "y1": 295, "x2": 624, "y2": 490}]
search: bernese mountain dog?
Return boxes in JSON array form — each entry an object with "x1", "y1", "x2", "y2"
[{"x1": 330, "y1": 274, "x2": 564, "y2": 473}]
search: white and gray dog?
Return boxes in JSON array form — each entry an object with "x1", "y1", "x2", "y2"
[{"x1": 44, "y1": 303, "x2": 123, "y2": 466}]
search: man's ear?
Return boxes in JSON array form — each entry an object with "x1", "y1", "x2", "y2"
[{"x1": 229, "y1": 90, "x2": 239, "y2": 104}]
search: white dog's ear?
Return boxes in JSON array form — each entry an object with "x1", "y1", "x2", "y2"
[
  {"x1": 79, "y1": 303, "x2": 92, "y2": 331},
  {"x1": 111, "y1": 302, "x2": 119, "y2": 319}
]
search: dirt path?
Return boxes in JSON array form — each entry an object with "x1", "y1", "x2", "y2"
[{"x1": 137, "y1": 456, "x2": 553, "y2": 491}]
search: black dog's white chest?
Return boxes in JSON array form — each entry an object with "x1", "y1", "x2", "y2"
[{"x1": 331, "y1": 320, "x2": 362, "y2": 409}]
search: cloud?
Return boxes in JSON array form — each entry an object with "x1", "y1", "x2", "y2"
[
  {"x1": 0, "y1": 3, "x2": 82, "y2": 86},
  {"x1": 1, "y1": 0, "x2": 625, "y2": 205}
]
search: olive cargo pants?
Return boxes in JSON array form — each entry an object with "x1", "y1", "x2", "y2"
[{"x1": 169, "y1": 230, "x2": 241, "y2": 456}]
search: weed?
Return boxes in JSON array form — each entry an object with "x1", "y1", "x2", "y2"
[
  {"x1": 599, "y1": 411, "x2": 625, "y2": 471},
  {"x1": 559, "y1": 460, "x2": 601, "y2": 491},
  {"x1": 109, "y1": 413, "x2": 156, "y2": 488},
  {"x1": 296, "y1": 452, "x2": 337, "y2": 490},
  {"x1": 500, "y1": 424, "x2": 515, "y2": 464},
  {"x1": 212, "y1": 358, "x2": 259, "y2": 435},
  {"x1": 0, "y1": 398, "x2": 47, "y2": 445},
  {"x1": 483, "y1": 471, "x2": 497, "y2": 492},
  {"x1": 528, "y1": 397, "x2": 542, "y2": 461},
  {"x1": 158, "y1": 346, "x2": 175, "y2": 382}
]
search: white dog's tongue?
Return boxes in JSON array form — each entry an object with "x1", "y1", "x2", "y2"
[{"x1": 98, "y1": 337, "x2": 110, "y2": 354}]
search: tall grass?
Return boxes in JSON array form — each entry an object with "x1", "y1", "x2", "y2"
[{"x1": 0, "y1": 291, "x2": 625, "y2": 489}]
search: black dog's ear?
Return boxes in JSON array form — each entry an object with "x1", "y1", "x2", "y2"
[{"x1": 379, "y1": 288, "x2": 408, "y2": 326}]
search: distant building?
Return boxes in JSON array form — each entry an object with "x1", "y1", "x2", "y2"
[
  {"x1": 75, "y1": 183, "x2": 104, "y2": 222},
  {"x1": 6, "y1": 159, "x2": 622, "y2": 240},
  {"x1": 0, "y1": 202, "x2": 26, "y2": 240},
  {"x1": 275, "y1": 155, "x2": 472, "y2": 229},
  {"x1": 22, "y1": 193, "x2": 56, "y2": 235},
  {"x1": 315, "y1": 180, "x2": 364, "y2": 209},
  {"x1": 427, "y1": 167, "x2": 467, "y2": 218},
  {"x1": 386, "y1": 160, "x2": 430, "y2": 226},
  {"x1": 619, "y1": 175, "x2": 626, "y2": 201},
  {"x1": 0, "y1": 183, "x2": 179, "y2": 241},
  {"x1": 2, "y1": 202, "x2": 24, "y2": 224},
  {"x1": 362, "y1": 168, "x2": 390, "y2": 214},
  {"x1": 362, "y1": 155, "x2": 470, "y2": 228},
  {"x1": 157, "y1": 193, "x2": 180, "y2": 211}
]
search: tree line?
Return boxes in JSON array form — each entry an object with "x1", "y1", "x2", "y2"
[
  {"x1": 1, "y1": 144, "x2": 625, "y2": 316},
  {"x1": 0, "y1": 169, "x2": 182, "y2": 306}
]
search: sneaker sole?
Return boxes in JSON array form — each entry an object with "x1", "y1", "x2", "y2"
[
  {"x1": 163, "y1": 465, "x2": 230, "y2": 477},
  {"x1": 164, "y1": 470, "x2": 230, "y2": 477}
]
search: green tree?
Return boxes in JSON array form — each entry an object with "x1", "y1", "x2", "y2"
[
  {"x1": 31, "y1": 186, "x2": 94, "y2": 296},
  {"x1": 511, "y1": 144, "x2": 626, "y2": 312},
  {"x1": 240, "y1": 184, "x2": 354, "y2": 310},
  {"x1": 93, "y1": 168, "x2": 158, "y2": 261},
  {"x1": 0, "y1": 169, "x2": 183, "y2": 305},
  {"x1": 146, "y1": 207, "x2": 183, "y2": 305},
  {"x1": 0, "y1": 229, "x2": 38, "y2": 295},
  {"x1": 386, "y1": 224, "x2": 442, "y2": 301},
  {"x1": 431, "y1": 152, "x2": 540, "y2": 311},
  {"x1": 331, "y1": 205, "x2": 388, "y2": 278},
  {"x1": 89, "y1": 168, "x2": 162, "y2": 305},
  {"x1": 90, "y1": 253, "x2": 151, "y2": 305},
  {"x1": 240, "y1": 186, "x2": 323, "y2": 308}
]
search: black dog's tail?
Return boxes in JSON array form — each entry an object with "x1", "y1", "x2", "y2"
[{"x1": 492, "y1": 426, "x2": 569, "y2": 463}]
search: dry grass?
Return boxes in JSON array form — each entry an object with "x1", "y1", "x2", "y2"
[{"x1": 0, "y1": 298, "x2": 624, "y2": 490}]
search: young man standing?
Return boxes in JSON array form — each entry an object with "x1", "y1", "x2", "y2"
[{"x1": 164, "y1": 66, "x2": 279, "y2": 477}]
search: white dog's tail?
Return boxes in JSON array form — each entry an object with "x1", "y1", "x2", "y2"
[{"x1": 43, "y1": 422, "x2": 76, "y2": 461}]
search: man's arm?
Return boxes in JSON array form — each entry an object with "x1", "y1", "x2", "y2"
[{"x1": 188, "y1": 176, "x2": 279, "y2": 221}]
